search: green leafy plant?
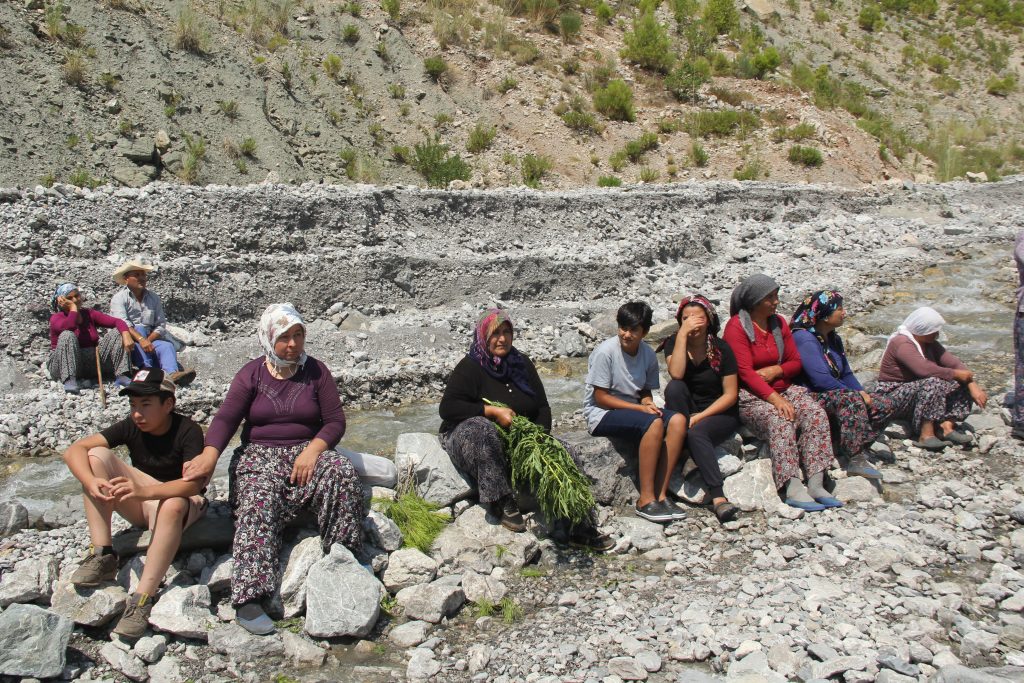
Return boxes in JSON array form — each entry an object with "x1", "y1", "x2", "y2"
[
  {"x1": 391, "y1": 145, "x2": 412, "y2": 164},
  {"x1": 388, "y1": 83, "x2": 406, "y2": 99},
  {"x1": 520, "y1": 567, "x2": 546, "y2": 577},
  {"x1": 624, "y1": 131, "x2": 659, "y2": 162},
  {"x1": 99, "y1": 71, "x2": 118, "y2": 91},
  {"x1": 66, "y1": 133, "x2": 80, "y2": 148},
  {"x1": 702, "y1": 0, "x2": 738, "y2": 34},
  {"x1": 520, "y1": 154, "x2": 552, "y2": 188},
  {"x1": 342, "y1": 23, "x2": 360, "y2": 43},
  {"x1": 239, "y1": 136, "x2": 257, "y2": 157},
  {"x1": 40, "y1": 172, "x2": 57, "y2": 187},
  {"x1": 787, "y1": 144, "x2": 823, "y2": 166},
  {"x1": 497, "y1": 76, "x2": 518, "y2": 94},
  {"x1": 595, "y1": 0, "x2": 613, "y2": 24},
  {"x1": 592, "y1": 79, "x2": 635, "y2": 122},
  {"x1": 69, "y1": 167, "x2": 98, "y2": 188},
  {"x1": 412, "y1": 136, "x2": 472, "y2": 187},
  {"x1": 609, "y1": 150, "x2": 627, "y2": 171},
  {"x1": 622, "y1": 11, "x2": 674, "y2": 73},
  {"x1": 473, "y1": 599, "x2": 495, "y2": 617},
  {"x1": 639, "y1": 166, "x2": 659, "y2": 182},
  {"x1": 858, "y1": 4, "x2": 883, "y2": 31},
  {"x1": 380, "y1": 594, "x2": 399, "y2": 615},
  {"x1": 486, "y1": 399, "x2": 595, "y2": 523},
  {"x1": 559, "y1": 11, "x2": 582, "y2": 42},
  {"x1": 466, "y1": 122, "x2": 497, "y2": 153},
  {"x1": 218, "y1": 99, "x2": 240, "y2": 119},
  {"x1": 597, "y1": 175, "x2": 622, "y2": 186},
  {"x1": 666, "y1": 58, "x2": 710, "y2": 102},
  {"x1": 423, "y1": 55, "x2": 448, "y2": 81},
  {"x1": 374, "y1": 491, "x2": 450, "y2": 552},
  {"x1": 772, "y1": 121, "x2": 816, "y2": 142},
  {"x1": 733, "y1": 156, "x2": 763, "y2": 180},
  {"x1": 691, "y1": 141, "x2": 708, "y2": 166},
  {"x1": 684, "y1": 110, "x2": 760, "y2": 138},
  {"x1": 987, "y1": 73, "x2": 1017, "y2": 96},
  {"x1": 561, "y1": 110, "x2": 603, "y2": 135}
]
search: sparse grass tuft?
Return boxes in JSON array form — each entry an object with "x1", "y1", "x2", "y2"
[
  {"x1": 373, "y1": 491, "x2": 450, "y2": 551},
  {"x1": 99, "y1": 71, "x2": 118, "y2": 92},
  {"x1": 684, "y1": 110, "x2": 759, "y2": 138},
  {"x1": 180, "y1": 134, "x2": 207, "y2": 184},
  {"x1": 473, "y1": 599, "x2": 495, "y2": 617},
  {"x1": 521, "y1": 154, "x2": 552, "y2": 188},
  {"x1": 69, "y1": 167, "x2": 98, "y2": 188},
  {"x1": 218, "y1": 99, "x2": 239, "y2": 119},
  {"x1": 734, "y1": 156, "x2": 763, "y2": 181},
  {"x1": 412, "y1": 136, "x2": 471, "y2": 188},
  {"x1": 597, "y1": 175, "x2": 622, "y2": 187},
  {"x1": 174, "y1": 5, "x2": 209, "y2": 54},
  {"x1": 382, "y1": 0, "x2": 400, "y2": 23},
  {"x1": 391, "y1": 144, "x2": 413, "y2": 164},
  {"x1": 388, "y1": 83, "x2": 406, "y2": 99},
  {"x1": 690, "y1": 141, "x2": 709, "y2": 166},
  {"x1": 592, "y1": 79, "x2": 635, "y2": 122},
  {"x1": 500, "y1": 597, "x2": 523, "y2": 624},
  {"x1": 639, "y1": 166, "x2": 659, "y2": 182},
  {"x1": 624, "y1": 131, "x2": 659, "y2": 162},
  {"x1": 342, "y1": 23, "x2": 360, "y2": 44},
  {"x1": 62, "y1": 52, "x2": 87, "y2": 87},
  {"x1": 466, "y1": 122, "x2": 497, "y2": 153},
  {"x1": 787, "y1": 144, "x2": 823, "y2": 166},
  {"x1": 497, "y1": 76, "x2": 518, "y2": 94},
  {"x1": 987, "y1": 73, "x2": 1017, "y2": 97},
  {"x1": 323, "y1": 53, "x2": 343, "y2": 80},
  {"x1": 423, "y1": 56, "x2": 448, "y2": 82},
  {"x1": 773, "y1": 121, "x2": 816, "y2": 142},
  {"x1": 559, "y1": 12, "x2": 581, "y2": 42}
]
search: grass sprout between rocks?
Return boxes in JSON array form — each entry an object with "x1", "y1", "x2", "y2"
[{"x1": 374, "y1": 491, "x2": 450, "y2": 553}]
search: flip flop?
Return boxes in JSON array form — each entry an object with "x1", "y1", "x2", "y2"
[
  {"x1": 713, "y1": 500, "x2": 739, "y2": 523},
  {"x1": 912, "y1": 437, "x2": 946, "y2": 451},
  {"x1": 814, "y1": 496, "x2": 844, "y2": 509},
  {"x1": 784, "y1": 499, "x2": 828, "y2": 512}
]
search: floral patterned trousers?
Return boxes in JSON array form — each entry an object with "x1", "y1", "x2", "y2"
[
  {"x1": 228, "y1": 442, "x2": 365, "y2": 606},
  {"x1": 873, "y1": 377, "x2": 972, "y2": 432},
  {"x1": 1015, "y1": 313, "x2": 1024, "y2": 433},
  {"x1": 738, "y1": 385, "x2": 834, "y2": 489},
  {"x1": 811, "y1": 387, "x2": 917, "y2": 457}
]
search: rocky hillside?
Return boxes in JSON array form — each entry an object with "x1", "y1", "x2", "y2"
[{"x1": 0, "y1": 0, "x2": 1021, "y2": 190}]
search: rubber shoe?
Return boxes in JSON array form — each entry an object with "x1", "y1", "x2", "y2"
[
  {"x1": 113, "y1": 375, "x2": 132, "y2": 388},
  {"x1": 634, "y1": 501, "x2": 674, "y2": 523},
  {"x1": 657, "y1": 498, "x2": 688, "y2": 521},
  {"x1": 783, "y1": 498, "x2": 828, "y2": 512},
  {"x1": 913, "y1": 436, "x2": 946, "y2": 451},
  {"x1": 845, "y1": 454, "x2": 883, "y2": 480},
  {"x1": 236, "y1": 603, "x2": 276, "y2": 635},
  {"x1": 941, "y1": 429, "x2": 973, "y2": 445},
  {"x1": 169, "y1": 368, "x2": 197, "y2": 387},
  {"x1": 112, "y1": 593, "x2": 154, "y2": 640},
  {"x1": 814, "y1": 496, "x2": 844, "y2": 509},
  {"x1": 499, "y1": 497, "x2": 526, "y2": 533},
  {"x1": 62, "y1": 379, "x2": 81, "y2": 395},
  {"x1": 70, "y1": 550, "x2": 117, "y2": 588}
]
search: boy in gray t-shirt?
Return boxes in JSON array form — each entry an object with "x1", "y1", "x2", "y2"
[{"x1": 584, "y1": 302, "x2": 688, "y2": 524}]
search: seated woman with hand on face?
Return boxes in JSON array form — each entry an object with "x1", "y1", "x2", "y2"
[
  {"x1": 438, "y1": 309, "x2": 612, "y2": 551},
  {"x1": 183, "y1": 304, "x2": 365, "y2": 636},
  {"x1": 48, "y1": 283, "x2": 134, "y2": 394}
]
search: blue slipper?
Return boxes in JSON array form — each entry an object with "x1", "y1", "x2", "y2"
[
  {"x1": 814, "y1": 496, "x2": 844, "y2": 508},
  {"x1": 784, "y1": 499, "x2": 828, "y2": 512}
]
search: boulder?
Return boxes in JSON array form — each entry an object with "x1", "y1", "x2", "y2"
[
  {"x1": 383, "y1": 548, "x2": 439, "y2": 593},
  {"x1": 199, "y1": 554, "x2": 233, "y2": 593},
  {"x1": 395, "y1": 433, "x2": 474, "y2": 506},
  {"x1": 390, "y1": 620, "x2": 432, "y2": 647},
  {"x1": 42, "y1": 494, "x2": 84, "y2": 529},
  {"x1": 364, "y1": 510, "x2": 403, "y2": 552},
  {"x1": 407, "y1": 648, "x2": 441, "y2": 680},
  {"x1": 559, "y1": 432, "x2": 639, "y2": 506},
  {"x1": 743, "y1": 0, "x2": 778, "y2": 21},
  {"x1": 115, "y1": 137, "x2": 156, "y2": 164},
  {"x1": 113, "y1": 515, "x2": 234, "y2": 556},
  {"x1": 0, "y1": 604, "x2": 74, "y2": 679},
  {"x1": 133, "y1": 634, "x2": 168, "y2": 663},
  {"x1": 282, "y1": 630, "x2": 326, "y2": 666},
  {"x1": 932, "y1": 664, "x2": 1024, "y2": 682},
  {"x1": 833, "y1": 477, "x2": 882, "y2": 503},
  {"x1": 148, "y1": 584, "x2": 215, "y2": 640},
  {"x1": 147, "y1": 654, "x2": 183, "y2": 683},
  {"x1": 965, "y1": 413, "x2": 1006, "y2": 433},
  {"x1": 304, "y1": 544, "x2": 383, "y2": 638},
  {"x1": 278, "y1": 535, "x2": 324, "y2": 618},
  {"x1": 396, "y1": 580, "x2": 465, "y2": 623},
  {"x1": 208, "y1": 622, "x2": 285, "y2": 663},
  {"x1": 0, "y1": 555, "x2": 58, "y2": 607},
  {"x1": 0, "y1": 501, "x2": 29, "y2": 537},
  {"x1": 49, "y1": 581, "x2": 128, "y2": 626},
  {"x1": 100, "y1": 641, "x2": 148, "y2": 681},
  {"x1": 112, "y1": 165, "x2": 158, "y2": 188},
  {"x1": 461, "y1": 570, "x2": 507, "y2": 604},
  {"x1": 723, "y1": 458, "x2": 778, "y2": 512},
  {"x1": 431, "y1": 505, "x2": 540, "y2": 572},
  {"x1": 613, "y1": 516, "x2": 666, "y2": 552}
]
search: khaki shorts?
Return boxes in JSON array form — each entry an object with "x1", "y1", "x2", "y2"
[{"x1": 88, "y1": 448, "x2": 207, "y2": 531}]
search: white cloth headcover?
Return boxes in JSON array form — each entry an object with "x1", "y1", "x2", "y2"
[
  {"x1": 889, "y1": 306, "x2": 945, "y2": 358},
  {"x1": 258, "y1": 303, "x2": 307, "y2": 370}
]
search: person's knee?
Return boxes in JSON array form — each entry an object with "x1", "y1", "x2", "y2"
[
  {"x1": 667, "y1": 412, "x2": 688, "y2": 435},
  {"x1": 643, "y1": 417, "x2": 665, "y2": 439},
  {"x1": 158, "y1": 497, "x2": 190, "y2": 520},
  {"x1": 87, "y1": 447, "x2": 118, "y2": 471},
  {"x1": 664, "y1": 381, "x2": 691, "y2": 413},
  {"x1": 57, "y1": 330, "x2": 78, "y2": 344}
]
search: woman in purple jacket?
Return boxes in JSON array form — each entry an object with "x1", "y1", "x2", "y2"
[{"x1": 183, "y1": 303, "x2": 364, "y2": 636}]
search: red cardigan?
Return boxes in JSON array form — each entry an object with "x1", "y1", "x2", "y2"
[{"x1": 722, "y1": 314, "x2": 802, "y2": 400}]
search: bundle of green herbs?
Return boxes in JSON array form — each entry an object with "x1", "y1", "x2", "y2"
[
  {"x1": 373, "y1": 490, "x2": 450, "y2": 553},
  {"x1": 485, "y1": 400, "x2": 595, "y2": 524}
]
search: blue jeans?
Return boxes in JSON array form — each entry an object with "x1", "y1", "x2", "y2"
[{"x1": 131, "y1": 325, "x2": 178, "y2": 373}]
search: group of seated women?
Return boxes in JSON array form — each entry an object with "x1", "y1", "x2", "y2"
[{"x1": 60, "y1": 278, "x2": 987, "y2": 638}]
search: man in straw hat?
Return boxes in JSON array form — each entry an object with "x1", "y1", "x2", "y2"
[{"x1": 110, "y1": 259, "x2": 196, "y2": 386}]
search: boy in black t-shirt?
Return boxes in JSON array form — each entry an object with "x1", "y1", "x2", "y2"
[{"x1": 62, "y1": 368, "x2": 208, "y2": 639}]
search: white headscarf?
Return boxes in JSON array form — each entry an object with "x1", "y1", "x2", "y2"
[
  {"x1": 889, "y1": 306, "x2": 945, "y2": 358},
  {"x1": 258, "y1": 303, "x2": 307, "y2": 370}
]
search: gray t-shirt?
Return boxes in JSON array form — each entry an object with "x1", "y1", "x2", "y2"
[{"x1": 583, "y1": 336, "x2": 660, "y2": 433}]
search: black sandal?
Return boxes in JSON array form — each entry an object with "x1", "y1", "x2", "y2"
[{"x1": 713, "y1": 500, "x2": 738, "y2": 524}]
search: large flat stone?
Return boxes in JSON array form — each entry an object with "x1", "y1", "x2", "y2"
[
  {"x1": 304, "y1": 544, "x2": 383, "y2": 638},
  {"x1": 431, "y1": 505, "x2": 540, "y2": 573},
  {"x1": 723, "y1": 458, "x2": 777, "y2": 512},
  {"x1": 148, "y1": 585, "x2": 215, "y2": 640},
  {"x1": 278, "y1": 535, "x2": 324, "y2": 619},
  {"x1": 0, "y1": 604, "x2": 74, "y2": 679},
  {"x1": 558, "y1": 431, "x2": 639, "y2": 506},
  {"x1": 50, "y1": 581, "x2": 127, "y2": 626},
  {"x1": 396, "y1": 580, "x2": 465, "y2": 623},
  {"x1": 0, "y1": 555, "x2": 58, "y2": 607},
  {"x1": 395, "y1": 433, "x2": 475, "y2": 507},
  {"x1": 383, "y1": 548, "x2": 439, "y2": 593}
]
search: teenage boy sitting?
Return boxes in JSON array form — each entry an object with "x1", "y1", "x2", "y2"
[
  {"x1": 583, "y1": 301, "x2": 688, "y2": 523},
  {"x1": 62, "y1": 369, "x2": 208, "y2": 639}
]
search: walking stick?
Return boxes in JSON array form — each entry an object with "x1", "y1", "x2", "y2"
[{"x1": 95, "y1": 346, "x2": 106, "y2": 409}]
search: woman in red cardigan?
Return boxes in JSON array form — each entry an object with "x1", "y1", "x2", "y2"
[{"x1": 722, "y1": 274, "x2": 837, "y2": 512}]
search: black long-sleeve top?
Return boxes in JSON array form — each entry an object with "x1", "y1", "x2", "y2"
[{"x1": 438, "y1": 354, "x2": 552, "y2": 434}]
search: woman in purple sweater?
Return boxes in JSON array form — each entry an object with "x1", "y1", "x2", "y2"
[
  {"x1": 48, "y1": 282, "x2": 133, "y2": 393},
  {"x1": 875, "y1": 306, "x2": 987, "y2": 450},
  {"x1": 183, "y1": 303, "x2": 364, "y2": 635}
]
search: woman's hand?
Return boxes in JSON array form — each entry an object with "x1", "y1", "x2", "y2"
[
  {"x1": 953, "y1": 368, "x2": 974, "y2": 384},
  {"x1": 290, "y1": 447, "x2": 321, "y2": 487},
  {"x1": 56, "y1": 296, "x2": 77, "y2": 313},
  {"x1": 182, "y1": 449, "x2": 218, "y2": 483},
  {"x1": 680, "y1": 315, "x2": 705, "y2": 338},
  {"x1": 484, "y1": 405, "x2": 517, "y2": 428},
  {"x1": 859, "y1": 391, "x2": 873, "y2": 407},
  {"x1": 756, "y1": 365, "x2": 783, "y2": 383},
  {"x1": 108, "y1": 476, "x2": 147, "y2": 502},
  {"x1": 689, "y1": 411, "x2": 706, "y2": 427},
  {"x1": 121, "y1": 330, "x2": 135, "y2": 352},
  {"x1": 85, "y1": 477, "x2": 114, "y2": 502},
  {"x1": 767, "y1": 393, "x2": 795, "y2": 421},
  {"x1": 968, "y1": 382, "x2": 988, "y2": 409}
]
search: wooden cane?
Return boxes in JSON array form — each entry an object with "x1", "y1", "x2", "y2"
[{"x1": 95, "y1": 346, "x2": 106, "y2": 409}]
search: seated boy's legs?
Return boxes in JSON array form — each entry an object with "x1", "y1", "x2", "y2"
[
  {"x1": 656, "y1": 412, "x2": 688, "y2": 501},
  {"x1": 592, "y1": 409, "x2": 680, "y2": 509}
]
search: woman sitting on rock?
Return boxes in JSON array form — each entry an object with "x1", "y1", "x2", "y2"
[
  {"x1": 182, "y1": 303, "x2": 365, "y2": 635},
  {"x1": 790, "y1": 290, "x2": 904, "y2": 480},
  {"x1": 48, "y1": 282, "x2": 134, "y2": 394},
  {"x1": 660, "y1": 295, "x2": 739, "y2": 524},
  {"x1": 874, "y1": 306, "x2": 987, "y2": 450},
  {"x1": 439, "y1": 309, "x2": 612, "y2": 551},
  {"x1": 722, "y1": 275, "x2": 839, "y2": 512}
]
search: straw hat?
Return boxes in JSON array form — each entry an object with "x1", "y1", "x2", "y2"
[{"x1": 112, "y1": 260, "x2": 155, "y2": 285}]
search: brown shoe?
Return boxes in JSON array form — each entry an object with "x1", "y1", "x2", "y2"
[
  {"x1": 70, "y1": 550, "x2": 118, "y2": 588},
  {"x1": 169, "y1": 368, "x2": 196, "y2": 387},
  {"x1": 112, "y1": 593, "x2": 155, "y2": 640},
  {"x1": 499, "y1": 497, "x2": 526, "y2": 533}
]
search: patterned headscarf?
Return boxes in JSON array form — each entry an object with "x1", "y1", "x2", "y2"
[
  {"x1": 729, "y1": 274, "x2": 785, "y2": 363},
  {"x1": 468, "y1": 308, "x2": 535, "y2": 396},
  {"x1": 791, "y1": 290, "x2": 843, "y2": 330},
  {"x1": 791, "y1": 290, "x2": 845, "y2": 378},
  {"x1": 258, "y1": 303, "x2": 308, "y2": 370},
  {"x1": 673, "y1": 294, "x2": 723, "y2": 372},
  {"x1": 51, "y1": 283, "x2": 78, "y2": 312},
  {"x1": 889, "y1": 306, "x2": 945, "y2": 358}
]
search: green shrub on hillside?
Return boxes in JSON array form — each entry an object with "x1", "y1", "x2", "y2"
[
  {"x1": 174, "y1": 5, "x2": 209, "y2": 54},
  {"x1": 622, "y1": 11, "x2": 675, "y2": 73},
  {"x1": 787, "y1": 145, "x2": 823, "y2": 166},
  {"x1": 666, "y1": 58, "x2": 710, "y2": 101},
  {"x1": 772, "y1": 121, "x2": 816, "y2": 142},
  {"x1": 423, "y1": 56, "x2": 448, "y2": 81},
  {"x1": 562, "y1": 110, "x2": 604, "y2": 135},
  {"x1": 624, "y1": 132, "x2": 659, "y2": 162},
  {"x1": 987, "y1": 73, "x2": 1017, "y2": 96},
  {"x1": 342, "y1": 24, "x2": 360, "y2": 43},
  {"x1": 521, "y1": 154, "x2": 553, "y2": 188},
  {"x1": 466, "y1": 122, "x2": 497, "y2": 153},
  {"x1": 691, "y1": 141, "x2": 709, "y2": 166},
  {"x1": 736, "y1": 46, "x2": 780, "y2": 79},
  {"x1": 597, "y1": 175, "x2": 622, "y2": 186},
  {"x1": 412, "y1": 137, "x2": 471, "y2": 187},
  {"x1": 593, "y1": 79, "x2": 635, "y2": 121},
  {"x1": 858, "y1": 4, "x2": 883, "y2": 31},
  {"x1": 560, "y1": 12, "x2": 582, "y2": 42},
  {"x1": 595, "y1": 1, "x2": 614, "y2": 24},
  {"x1": 323, "y1": 54, "x2": 342, "y2": 80},
  {"x1": 684, "y1": 110, "x2": 759, "y2": 137},
  {"x1": 382, "y1": 0, "x2": 400, "y2": 22},
  {"x1": 932, "y1": 74, "x2": 961, "y2": 95},
  {"x1": 702, "y1": 0, "x2": 739, "y2": 35}
]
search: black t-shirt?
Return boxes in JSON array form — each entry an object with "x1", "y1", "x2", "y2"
[
  {"x1": 100, "y1": 413, "x2": 205, "y2": 482},
  {"x1": 663, "y1": 334, "x2": 739, "y2": 413}
]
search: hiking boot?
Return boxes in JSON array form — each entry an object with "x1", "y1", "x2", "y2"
[
  {"x1": 169, "y1": 368, "x2": 196, "y2": 387},
  {"x1": 70, "y1": 550, "x2": 117, "y2": 588},
  {"x1": 499, "y1": 496, "x2": 526, "y2": 533},
  {"x1": 112, "y1": 593, "x2": 154, "y2": 640}
]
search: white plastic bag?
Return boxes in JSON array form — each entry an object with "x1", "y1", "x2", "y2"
[{"x1": 337, "y1": 447, "x2": 398, "y2": 488}]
